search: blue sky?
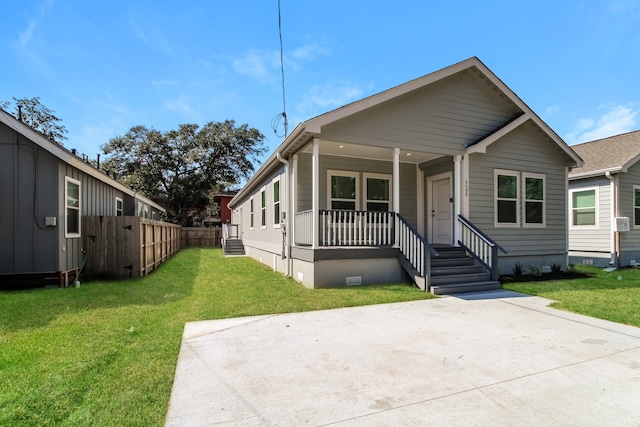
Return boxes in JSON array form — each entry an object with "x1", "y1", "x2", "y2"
[{"x1": 2, "y1": 1, "x2": 640, "y2": 164}]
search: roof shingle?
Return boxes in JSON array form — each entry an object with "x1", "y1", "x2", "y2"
[{"x1": 569, "y1": 130, "x2": 640, "y2": 178}]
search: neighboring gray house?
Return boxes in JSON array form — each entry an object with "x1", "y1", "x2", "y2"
[
  {"x1": 0, "y1": 109, "x2": 164, "y2": 286},
  {"x1": 568, "y1": 130, "x2": 640, "y2": 267},
  {"x1": 228, "y1": 57, "x2": 582, "y2": 294}
]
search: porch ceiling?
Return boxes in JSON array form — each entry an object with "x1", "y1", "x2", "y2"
[{"x1": 300, "y1": 141, "x2": 443, "y2": 164}]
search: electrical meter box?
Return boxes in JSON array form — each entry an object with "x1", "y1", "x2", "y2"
[{"x1": 615, "y1": 217, "x2": 630, "y2": 232}]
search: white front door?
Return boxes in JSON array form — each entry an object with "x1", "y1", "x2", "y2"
[{"x1": 429, "y1": 173, "x2": 453, "y2": 245}]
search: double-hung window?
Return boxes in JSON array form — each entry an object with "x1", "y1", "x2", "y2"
[
  {"x1": 571, "y1": 188, "x2": 597, "y2": 227},
  {"x1": 328, "y1": 170, "x2": 358, "y2": 210},
  {"x1": 364, "y1": 173, "x2": 391, "y2": 212},
  {"x1": 65, "y1": 177, "x2": 81, "y2": 237},
  {"x1": 115, "y1": 197, "x2": 123, "y2": 216},
  {"x1": 273, "y1": 179, "x2": 280, "y2": 227},
  {"x1": 495, "y1": 170, "x2": 519, "y2": 226},
  {"x1": 523, "y1": 173, "x2": 545, "y2": 226},
  {"x1": 635, "y1": 185, "x2": 640, "y2": 227},
  {"x1": 495, "y1": 170, "x2": 546, "y2": 227},
  {"x1": 261, "y1": 189, "x2": 266, "y2": 228},
  {"x1": 250, "y1": 197, "x2": 254, "y2": 229}
]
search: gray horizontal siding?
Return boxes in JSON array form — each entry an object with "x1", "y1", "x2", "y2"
[
  {"x1": 468, "y1": 122, "x2": 569, "y2": 256},
  {"x1": 567, "y1": 177, "x2": 611, "y2": 253},
  {"x1": 617, "y1": 163, "x2": 640, "y2": 253},
  {"x1": 296, "y1": 153, "x2": 417, "y2": 227},
  {"x1": 235, "y1": 168, "x2": 286, "y2": 250},
  {"x1": 320, "y1": 70, "x2": 522, "y2": 155}
]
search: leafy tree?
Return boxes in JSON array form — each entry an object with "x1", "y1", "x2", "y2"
[
  {"x1": 0, "y1": 97, "x2": 68, "y2": 143},
  {"x1": 101, "y1": 120, "x2": 265, "y2": 226}
]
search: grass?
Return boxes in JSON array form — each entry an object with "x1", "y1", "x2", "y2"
[
  {"x1": 0, "y1": 248, "x2": 433, "y2": 426},
  {"x1": 503, "y1": 264, "x2": 640, "y2": 328}
]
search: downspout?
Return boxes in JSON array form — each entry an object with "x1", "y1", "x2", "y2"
[
  {"x1": 605, "y1": 171, "x2": 618, "y2": 266},
  {"x1": 276, "y1": 151, "x2": 290, "y2": 276}
]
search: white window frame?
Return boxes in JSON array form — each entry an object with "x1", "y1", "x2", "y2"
[
  {"x1": 152, "y1": 211, "x2": 157, "y2": 220},
  {"x1": 569, "y1": 186, "x2": 599, "y2": 229},
  {"x1": 327, "y1": 170, "x2": 359, "y2": 211},
  {"x1": 363, "y1": 173, "x2": 392, "y2": 212},
  {"x1": 65, "y1": 176, "x2": 81, "y2": 238},
  {"x1": 260, "y1": 188, "x2": 267, "y2": 229},
  {"x1": 634, "y1": 185, "x2": 640, "y2": 229},
  {"x1": 522, "y1": 172, "x2": 546, "y2": 227},
  {"x1": 250, "y1": 197, "x2": 254, "y2": 230},
  {"x1": 494, "y1": 169, "x2": 520, "y2": 227},
  {"x1": 273, "y1": 178, "x2": 281, "y2": 228},
  {"x1": 115, "y1": 197, "x2": 123, "y2": 216}
]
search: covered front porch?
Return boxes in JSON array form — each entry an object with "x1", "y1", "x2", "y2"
[{"x1": 286, "y1": 138, "x2": 505, "y2": 292}]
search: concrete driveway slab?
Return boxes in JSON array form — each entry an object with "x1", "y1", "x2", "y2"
[{"x1": 165, "y1": 291, "x2": 640, "y2": 426}]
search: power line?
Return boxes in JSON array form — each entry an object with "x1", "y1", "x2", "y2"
[{"x1": 272, "y1": 0, "x2": 288, "y2": 138}]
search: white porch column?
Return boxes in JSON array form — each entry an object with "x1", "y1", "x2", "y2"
[
  {"x1": 417, "y1": 165, "x2": 425, "y2": 236},
  {"x1": 291, "y1": 154, "x2": 298, "y2": 245},
  {"x1": 393, "y1": 148, "x2": 400, "y2": 247},
  {"x1": 312, "y1": 139, "x2": 320, "y2": 249},
  {"x1": 453, "y1": 155, "x2": 462, "y2": 246}
]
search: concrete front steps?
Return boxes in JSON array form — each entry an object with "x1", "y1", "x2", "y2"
[
  {"x1": 399, "y1": 245, "x2": 501, "y2": 295},
  {"x1": 223, "y1": 239, "x2": 246, "y2": 256}
]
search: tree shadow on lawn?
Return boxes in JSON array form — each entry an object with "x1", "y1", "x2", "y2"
[{"x1": 0, "y1": 248, "x2": 205, "y2": 333}]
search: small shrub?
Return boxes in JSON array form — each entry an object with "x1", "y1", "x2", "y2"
[
  {"x1": 512, "y1": 262, "x2": 524, "y2": 278},
  {"x1": 568, "y1": 263, "x2": 577, "y2": 273},
  {"x1": 528, "y1": 264, "x2": 543, "y2": 277},
  {"x1": 551, "y1": 263, "x2": 563, "y2": 273}
]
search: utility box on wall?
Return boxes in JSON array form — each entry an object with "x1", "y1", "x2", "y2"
[{"x1": 615, "y1": 217, "x2": 630, "y2": 232}]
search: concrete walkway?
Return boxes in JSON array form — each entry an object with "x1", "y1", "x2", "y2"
[{"x1": 165, "y1": 291, "x2": 640, "y2": 426}]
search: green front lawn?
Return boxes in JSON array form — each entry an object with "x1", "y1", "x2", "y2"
[
  {"x1": 503, "y1": 264, "x2": 640, "y2": 328},
  {"x1": 0, "y1": 248, "x2": 432, "y2": 426}
]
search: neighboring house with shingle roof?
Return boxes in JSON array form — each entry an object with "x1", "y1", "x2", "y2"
[{"x1": 568, "y1": 130, "x2": 640, "y2": 267}]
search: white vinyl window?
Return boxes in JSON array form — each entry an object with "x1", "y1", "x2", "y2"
[
  {"x1": 137, "y1": 202, "x2": 149, "y2": 218},
  {"x1": 273, "y1": 179, "x2": 281, "y2": 227},
  {"x1": 635, "y1": 185, "x2": 640, "y2": 228},
  {"x1": 250, "y1": 197, "x2": 254, "y2": 229},
  {"x1": 570, "y1": 188, "x2": 597, "y2": 227},
  {"x1": 495, "y1": 170, "x2": 519, "y2": 227},
  {"x1": 65, "y1": 177, "x2": 81, "y2": 238},
  {"x1": 328, "y1": 170, "x2": 359, "y2": 210},
  {"x1": 115, "y1": 197, "x2": 123, "y2": 216},
  {"x1": 364, "y1": 173, "x2": 391, "y2": 212},
  {"x1": 523, "y1": 173, "x2": 545, "y2": 227},
  {"x1": 261, "y1": 188, "x2": 266, "y2": 228}
]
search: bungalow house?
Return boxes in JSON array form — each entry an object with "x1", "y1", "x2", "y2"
[
  {"x1": 568, "y1": 130, "x2": 640, "y2": 267},
  {"x1": 0, "y1": 108, "x2": 164, "y2": 287},
  {"x1": 228, "y1": 57, "x2": 582, "y2": 294}
]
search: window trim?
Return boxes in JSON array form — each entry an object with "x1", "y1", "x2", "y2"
[
  {"x1": 569, "y1": 186, "x2": 599, "y2": 229},
  {"x1": 327, "y1": 170, "x2": 359, "y2": 211},
  {"x1": 260, "y1": 188, "x2": 267, "y2": 229},
  {"x1": 115, "y1": 197, "x2": 123, "y2": 217},
  {"x1": 363, "y1": 172, "x2": 392, "y2": 212},
  {"x1": 273, "y1": 178, "x2": 281, "y2": 228},
  {"x1": 522, "y1": 172, "x2": 546, "y2": 227},
  {"x1": 494, "y1": 169, "x2": 520, "y2": 228},
  {"x1": 634, "y1": 185, "x2": 640, "y2": 229},
  {"x1": 65, "y1": 176, "x2": 81, "y2": 238},
  {"x1": 250, "y1": 197, "x2": 254, "y2": 230}
]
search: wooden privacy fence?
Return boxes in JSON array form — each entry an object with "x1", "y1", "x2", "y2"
[
  {"x1": 83, "y1": 216, "x2": 181, "y2": 279},
  {"x1": 181, "y1": 227, "x2": 222, "y2": 248}
]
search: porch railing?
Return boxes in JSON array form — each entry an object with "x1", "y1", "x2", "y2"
[
  {"x1": 396, "y1": 213, "x2": 439, "y2": 289},
  {"x1": 293, "y1": 210, "x2": 395, "y2": 246},
  {"x1": 293, "y1": 210, "x2": 312, "y2": 246},
  {"x1": 457, "y1": 215, "x2": 507, "y2": 280},
  {"x1": 222, "y1": 223, "x2": 240, "y2": 248},
  {"x1": 320, "y1": 210, "x2": 394, "y2": 246}
]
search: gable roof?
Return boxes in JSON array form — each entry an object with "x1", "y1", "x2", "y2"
[
  {"x1": 231, "y1": 57, "x2": 582, "y2": 207},
  {"x1": 568, "y1": 130, "x2": 640, "y2": 179},
  {"x1": 0, "y1": 109, "x2": 165, "y2": 212}
]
